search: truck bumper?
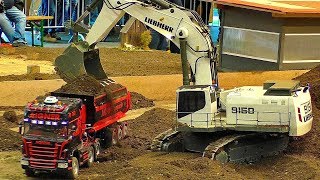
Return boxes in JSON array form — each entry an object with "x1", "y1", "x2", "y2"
[{"x1": 21, "y1": 157, "x2": 70, "y2": 172}]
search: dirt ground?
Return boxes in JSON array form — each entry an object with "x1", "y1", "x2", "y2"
[{"x1": 0, "y1": 46, "x2": 319, "y2": 179}]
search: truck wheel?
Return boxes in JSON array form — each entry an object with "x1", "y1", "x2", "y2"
[
  {"x1": 94, "y1": 143, "x2": 100, "y2": 161},
  {"x1": 84, "y1": 146, "x2": 94, "y2": 168},
  {"x1": 67, "y1": 157, "x2": 79, "y2": 179},
  {"x1": 100, "y1": 128, "x2": 112, "y2": 148},
  {"x1": 25, "y1": 168, "x2": 35, "y2": 177},
  {"x1": 122, "y1": 122, "x2": 128, "y2": 138},
  {"x1": 117, "y1": 125, "x2": 123, "y2": 140}
]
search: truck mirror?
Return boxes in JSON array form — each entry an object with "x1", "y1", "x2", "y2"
[
  {"x1": 18, "y1": 122, "x2": 23, "y2": 135},
  {"x1": 70, "y1": 125, "x2": 76, "y2": 130}
]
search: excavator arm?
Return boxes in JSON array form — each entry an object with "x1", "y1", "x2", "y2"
[{"x1": 55, "y1": 0, "x2": 217, "y2": 86}]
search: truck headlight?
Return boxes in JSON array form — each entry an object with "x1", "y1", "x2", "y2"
[
  {"x1": 57, "y1": 162, "x2": 68, "y2": 168},
  {"x1": 21, "y1": 159, "x2": 29, "y2": 166}
]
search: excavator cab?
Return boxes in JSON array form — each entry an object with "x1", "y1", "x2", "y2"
[{"x1": 55, "y1": 41, "x2": 107, "y2": 82}]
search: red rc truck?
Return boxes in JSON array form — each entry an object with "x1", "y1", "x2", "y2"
[{"x1": 19, "y1": 81, "x2": 131, "y2": 178}]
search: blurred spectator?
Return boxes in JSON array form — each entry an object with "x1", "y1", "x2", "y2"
[
  {"x1": 0, "y1": 0, "x2": 27, "y2": 46},
  {"x1": 149, "y1": 0, "x2": 182, "y2": 52},
  {"x1": 41, "y1": 0, "x2": 63, "y2": 42},
  {"x1": 71, "y1": 0, "x2": 100, "y2": 27}
]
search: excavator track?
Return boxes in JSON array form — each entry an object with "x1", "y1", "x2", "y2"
[
  {"x1": 202, "y1": 134, "x2": 248, "y2": 162},
  {"x1": 151, "y1": 129, "x2": 184, "y2": 152},
  {"x1": 203, "y1": 133, "x2": 289, "y2": 163},
  {"x1": 152, "y1": 130, "x2": 289, "y2": 163}
]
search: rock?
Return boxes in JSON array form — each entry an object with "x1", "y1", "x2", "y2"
[
  {"x1": 27, "y1": 65, "x2": 40, "y2": 74},
  {"x1": 3, "y1": 111, "x2": 18, "y2": 123}
]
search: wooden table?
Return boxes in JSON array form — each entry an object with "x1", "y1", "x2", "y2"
[{"x1": 26, "y1": 16, "x2": 53, "y2": 47}]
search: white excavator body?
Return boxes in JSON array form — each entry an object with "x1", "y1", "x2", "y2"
[{"x1": 176, "y1": 80, "x2": 313, "y2": 137}]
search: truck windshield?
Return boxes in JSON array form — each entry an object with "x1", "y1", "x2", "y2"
[{"x1": 24, "y1": 123, "x2": 68, "y2": 140}]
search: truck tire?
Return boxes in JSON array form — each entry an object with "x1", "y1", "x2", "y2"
[
  {"x1": 122, "y1": 122, "x2": 128, "y2": 138},
  {"x1": 25, "y1": 168, "x2": 35, "y2": 177},
  {"x1": 112, "y1": 128, "x2": 119, "y2": 145},
  {"x1": 94, "y1": 142, "x2": 100, "y2": 161},
  {"x1": 84, "y1": 146, "x2": 94, "y2": 168},
  {"x1": 100, "y1": 128, "x2": 112, "y2": 148},
  {"x1": 117, "y1": 125, "x2": 123, "y2": 141},
  {"x1": 66, "y1": 157, "x2": 79, "y2": 179}
]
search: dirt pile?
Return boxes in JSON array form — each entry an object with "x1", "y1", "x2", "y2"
[
  {"x1": 130, "y1": 92, "x2": 154, "y2": 110},
  {"x1": 289, "y1": 65, "x2": 320, "y2": 158},
  {"x1": 294, "y1": 65, "x2": 320, "y2": 109},
  {"x1": 99, "y1": 108, "x2": 175, "y2": 161},
  {"x1": 0, "y1": 128, "x2": 21, "y2": 151},
  {"x1": 54, "y1": 75, "x2": 154, "y2": 109},
  {"x1": 55, "y1": 75, "x2": 105, "y2": 96},
  {"x1": 3, "y1": 111, "x2": 18, "y2": 123},
  {"x1": 0, "y1": 116, "x2": 22, "y2": 151}
]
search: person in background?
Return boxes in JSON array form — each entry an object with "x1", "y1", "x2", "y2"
[
  {"x1": 41, "y1": 0, "x2": 62, "y2": 42},
  {"x1": 149, "y1": 0, "x2": 182, "y2": 52},
  {"x1": 71, "y1": 0, "x2": 100, "y2": 27},
  {"x1": 0, "y1": 0, "x2": 27, "y2": 47}
]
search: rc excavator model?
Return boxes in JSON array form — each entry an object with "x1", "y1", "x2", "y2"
[{"x1": 55, "y1": 0, "x2": 313, "y2": 163}]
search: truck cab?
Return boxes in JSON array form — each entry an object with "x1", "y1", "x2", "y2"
[{"x1": 21, "y1": 96, "x2": 96, "y2": 178}]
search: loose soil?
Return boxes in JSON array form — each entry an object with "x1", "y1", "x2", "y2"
[
  {"x1": 77, "y1": 107, "x2": 320, "y2": 180},
  {"x1": 0, "y1": 47, "x2": 319, "y2": 179},
  {"x1": 130, "y1": 92, "x2": 155, "y2": 110},
  {"x1": 54, "y1": 75, "x2": 107, "y2": 96},
  {"x1": 294, "y1": 65, "x2": 320, "y2": 109},
  {"x1": 1, "y1": 47, "x2": 181, "y2": 77},
  {"x1": 0, "y1": 115, "x2": 22, "y2": 151},
  {"x1": 54, "y1": 75, "x2": 155, "y2": 109},
  {"x1": 288, "y1": 65, "x2": 320, "y2": 158}
]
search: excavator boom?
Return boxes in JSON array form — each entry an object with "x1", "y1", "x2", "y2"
[{"x1": 54, "y1": 0, "x2": 217, "y2": 85}]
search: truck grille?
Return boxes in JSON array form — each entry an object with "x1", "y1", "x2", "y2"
[{"x1": 26, "y1": 141, "x2": 60, "y2": 169}]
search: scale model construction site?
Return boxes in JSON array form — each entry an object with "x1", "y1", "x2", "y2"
[{"x1": 0, "y1": 0, "x2": 319, "y2": 179}]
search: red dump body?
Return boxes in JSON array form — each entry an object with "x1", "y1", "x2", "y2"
[{"x1": 50, "y1": 86, "x2": 131, "y2": 132}]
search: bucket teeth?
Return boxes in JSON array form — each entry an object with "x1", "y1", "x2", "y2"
[{"x1": 54, "y1": 43, "x2": 107, "y2": 82}]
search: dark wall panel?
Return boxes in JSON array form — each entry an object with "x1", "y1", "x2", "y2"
[
  {"x1": 221, "y1": 54, "x2": 279, "y2": 71},
  {"x1": 223, "y1": 7, "x2": 283, "y2": 32}
]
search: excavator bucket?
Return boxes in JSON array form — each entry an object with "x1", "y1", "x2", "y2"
[{"x1": 55, "y1": 42, "x2": 107, "y2": 82}]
